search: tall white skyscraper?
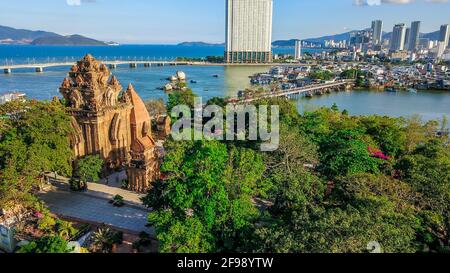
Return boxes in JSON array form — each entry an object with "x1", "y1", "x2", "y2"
[
  {"x1": 225, "y1": 0, "x2": 274, "y2": 63},
  {"x1": 391, "y1": 24, "x2": 406, "y2": 51},
  {"x1": 371, "y1": 20, "x2": 383, "y2": 46},
  {"x1": 294, "y1": 40, "x2": 302, "y2": 60},
  {"x1": 439, "y1": 24, "x2": 450, "y2": 48},
  {"x1": 408, "y1": 21, "x2": 421, "y2": 51}
]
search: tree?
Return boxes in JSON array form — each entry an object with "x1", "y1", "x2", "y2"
[
  {"x1": 75, "y1": 155, "x2": 104, "y2": 183},
  {"x1": 360, "y1": 116, "x2": 406, "y2": 157},
  {"x1": 92, "y1": 228, "x2": 116, "y2": 253},
  {"x1": 254, "y1": 173, "x2": 421, "y2": 253},
  {"x1": 18, "y1": 236, "x2": 73, "y2": 253},
  {"x1": 0, "y1": 99, "x2": 73, "y2": 211},
  {"x1": 145, "y1": 98, "x2": 167, "y2": 117},
  {"x1": 309, "y1": 70, "x2": 334, "y2": 81},
  {"x1": 396, "y1": 139, "x2": 450, "y2": 252},
  {"x1": 142, "y1": 140, "x2": 265, "y2": 253},
  {"x1": 319, "y1": 129, "x2": 382, "y2": 178},
  {"x1": 167, "y1": 89, "x2": 197, "y2": 114}
]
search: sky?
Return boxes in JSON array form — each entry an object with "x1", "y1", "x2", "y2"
[{"x1": 0, "y1": 0, "x2": 449, "y2": 44}]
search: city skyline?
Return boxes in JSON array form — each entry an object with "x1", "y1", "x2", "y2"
[{"x1": 0, "y1": 0, "x2": 449, "y2": 44}]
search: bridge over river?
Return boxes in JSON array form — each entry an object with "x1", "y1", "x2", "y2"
[
  {"x1": 0, "y1": 60, "x2": 200, "y2": 74},
  {"x1": 230, "y1": 80, "x2": 355, "y2": 103},
  {"x1": 1, "y1": 59, "x2": 316, "y2": 74}
]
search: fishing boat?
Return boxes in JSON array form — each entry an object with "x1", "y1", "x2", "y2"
[
  {"x1": 385, "y1": 87, "x2": 397, "y2": 93},
  {"x1": 190, "y1": 80, "x2": 198, "y2": 84},
  {"x1": 213, "y1": 75, "x2": 219, "y2": 78}
]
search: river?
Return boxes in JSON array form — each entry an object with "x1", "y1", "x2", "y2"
[{"x1": 1, "y1": 45, "x2": 449, "y2": 123}]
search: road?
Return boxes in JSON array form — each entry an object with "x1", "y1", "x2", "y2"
[{"x1": 38, "y1": 179, "x2": 154, "y2": 235}]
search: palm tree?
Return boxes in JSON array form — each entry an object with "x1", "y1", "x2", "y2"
[{"x1": 92, "y1": 228, "x2": 115, "y2": 253}]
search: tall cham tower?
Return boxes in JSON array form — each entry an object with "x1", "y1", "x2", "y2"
[{"x1": 60, "y1": 54, "x2": 161, "y2": 192}]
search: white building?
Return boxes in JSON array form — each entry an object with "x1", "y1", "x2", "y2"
[
  {"x1": 436, "y1": 41, "x2": 447, "y2": 59},
  {"x1": 225, "y1": 0, "x2": 273, "y2": 63},
  {"x1": 391, "y1": 24, "x2": 406, "y2": 51},
  {"x1": 439, "y1": 24, "x2": 450, "y2": 48},
  {"x1": 295, "y1": 40, "x2": 302, "y2": 60}
]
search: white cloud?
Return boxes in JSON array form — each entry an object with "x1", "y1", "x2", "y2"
[
  {"x1": 353, "y1": 0, "x2": 449, "y2": 6},
  {"x1": 66, "y1": 0, "x2": 96, "y2": 6}
]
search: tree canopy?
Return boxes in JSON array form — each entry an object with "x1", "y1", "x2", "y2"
[
  {"x1": 0, "y1": 99, "x2": 73, "y2": 210},
  {"x1": 144, "y1": 94, "x2": 449, "y2": 253}
]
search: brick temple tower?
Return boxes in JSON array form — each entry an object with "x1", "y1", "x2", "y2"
[{"x1": 59, "y1": 54, "x2": 161, "y2": 192}]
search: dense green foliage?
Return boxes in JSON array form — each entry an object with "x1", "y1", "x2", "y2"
[
  {"x1": 75, "y1": 155, "x2": 104, "y2": 183},
  {"x1": 340, "y1": 69, "x2": 367, "y2": 87},
  {"x1": 17, "y1": 236, "x2": 72, "y2": 253},
  {"x1": 142, "y1": 140, "x2": 266, "y2": 252},
  {"x1": 145, "y1": 94, "x2": 449, "y2": 253},
  {"x1": 167, "y1": 89, "x2": 198, "y2": 114},
  {"x1": 1, "y1": 92, "x2": 448, "y2": 254},
  {"x1": 308, "y1": 70, "x2": 335, "y2": 81},
  {"x1": 0, "y1": 100, "x2": 73, "y2": 210}
]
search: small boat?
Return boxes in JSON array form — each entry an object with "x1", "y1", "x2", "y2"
[
  {"x1": 407, "y1": 88, "x2": 417, "y2": 93},
  {"x1": 213, "y1": 74, "x2": 219, "y2": 78},
  {"x1": 190, "y1": 80, "x2": 198, "y2": 84},
  {"x1": 385, "y1": 87, "x2": 397, "y2": 93}
]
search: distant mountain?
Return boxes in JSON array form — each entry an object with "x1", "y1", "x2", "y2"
[
  {"x1": 420, "y1": 31, "x2": 440, "y2": 41},
  {"x1": 178, "y1": 41, "x2": 225, "y2": 47},
  {"x1": 31, "y1": 35, "x2": 107, "y2": 46},
  {"x1": 304, "y1": 32, "x2": 354, "y2": 44},
  {"x1": 272, "y1": 32, "x2": 353, "y2": 48},
  {"x1": 0, "y1": 25, "x2": 107, "y2": 46},
  {"x1": 272, "y1": 39, "x2": 299, "y2": 48},
  {"x1": 0, "y1": 25, "x2": 59, "y2": 44}
]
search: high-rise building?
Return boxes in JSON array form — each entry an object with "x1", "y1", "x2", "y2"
[
  {"x1": 225, "y1": 0, "x2": 274, "y2": 63},
  {"x1": 408, "y1": 21, "x2": 421, "y2": 51},
  {"x1": 439, "y1": 24, "x2": 450, "y2": 48},
  {"x1": 294, "y1": 40, "x2": 302, "y2": 60},
  {"x1": 404, "y1": 27, "x2": 411, "y2": 49},
  {"x1": 371, "y1": 20, "x2": 383, "y2": 46},
  {"x1": 436, "y1": 42, "x2": 447, "y2": 58},
  {"x1": 350, "y1": 30, "x2": 372, "y2": 47},
  {"x1": 391, "y1": 23, "x2": 407, "y2": 51}
]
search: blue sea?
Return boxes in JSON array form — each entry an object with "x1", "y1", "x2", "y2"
[{"x1": 0, "y1": 44, "x2": 299, "y2": 64}]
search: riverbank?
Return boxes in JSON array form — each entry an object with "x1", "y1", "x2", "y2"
[{"x1": 1, "y1": 61, "x2": 449, "y2": 124}]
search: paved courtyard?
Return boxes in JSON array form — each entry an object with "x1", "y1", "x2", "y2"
[{"x1": 38, "y1": 182, "x2": 154, "y2": 235}]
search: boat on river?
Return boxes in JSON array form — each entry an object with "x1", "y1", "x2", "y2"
[{"x1": 385, "y1": 87, "x2": 397, "y2": 92}]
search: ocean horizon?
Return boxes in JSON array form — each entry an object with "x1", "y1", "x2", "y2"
[{"x1": 0, "y1": 44, "x2": 322, "y2": 65}]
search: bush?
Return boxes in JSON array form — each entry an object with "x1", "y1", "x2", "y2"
[
  {"x1": 111, "y1": 195, "x2": 125, "y2": 207},
  {"x1": 18, "y1": 236, "x2": 73, "y2": 253},
  {"x1": 69, "y1": 178, "x2": 87, "y2": 192},
  {"x1": 37, "y1": 214, "x2": 56, "y2": 233},
  {"x1": 138, "y1": 231, "x2": 152, "y2": 247},
  {"x1": 121, "y1": 179, "x2": 129, "y2": 189},
  {"x1": 56, "y1": 220, "x2": 78, "y2": 240},
  {"x1": 112, "y1": 231, "x2": 124, "y2": 245},
  {"x1": 92, "y1": 228, "x2": 115, "y2": 253}
]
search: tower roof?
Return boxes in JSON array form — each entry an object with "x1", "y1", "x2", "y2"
[{"x1": 126, "y1": 83, "x2": 151, "y2": 125}]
